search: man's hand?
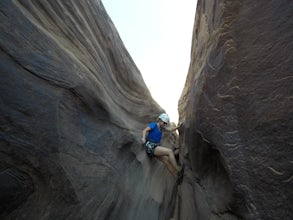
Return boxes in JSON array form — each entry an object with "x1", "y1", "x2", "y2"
[
  {"x1": 177, "y1": 121, "x2": 184, "y2": 129},
  {"x1": 141, "y1": 138, "x2": 146, "y2": 144}
]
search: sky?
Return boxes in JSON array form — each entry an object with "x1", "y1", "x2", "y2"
[{"x1": 102, "y1": 0, "x2": 197, "y2": 123}]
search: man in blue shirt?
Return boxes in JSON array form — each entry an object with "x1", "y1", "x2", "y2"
[{"x1": 141, "y1": 113, "x2": 184, "y2": 184}]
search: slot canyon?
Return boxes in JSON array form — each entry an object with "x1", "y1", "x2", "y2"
[{"x1": 0, "y1": 0, "x2": 292, "y2": 219}]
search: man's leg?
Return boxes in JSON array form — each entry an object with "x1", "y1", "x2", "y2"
[
  {"x1": 154, "y1": 146, "x2": 178, "y2": 177},
  {"x1": 157, "y1": 155, "x2": 177, "y2": 178}
]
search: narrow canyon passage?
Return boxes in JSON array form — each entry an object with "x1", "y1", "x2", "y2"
[{"x1": 0, "y1": 0, "x2": 292, "y2": 220}]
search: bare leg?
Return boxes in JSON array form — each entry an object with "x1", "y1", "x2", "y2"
[
  {"x1": 154, "y1": 146, "x2": 179, "y2": 178},
  {"x1": 157, "y1": 155, "x2": 177, "y2": 178}
]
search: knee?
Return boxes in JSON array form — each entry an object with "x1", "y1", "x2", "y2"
[{"x1": 167, "y1": 149, "x2": 174, "y2": 156}]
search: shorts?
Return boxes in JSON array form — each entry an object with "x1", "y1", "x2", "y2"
[{"x1": 145, "y1": 140, "x2": 160, "y2": 157}]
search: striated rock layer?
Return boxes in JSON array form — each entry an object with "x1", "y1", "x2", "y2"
[
  {"x1": 178, "y1": 0, "x2": 293, "y2": 219},
  {"x1": 0, "y1": 0, "x2": 178, "y2": 219}
]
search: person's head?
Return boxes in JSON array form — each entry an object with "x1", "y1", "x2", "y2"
[{"x1": 158, "y1": 113, "x2": 169, "y2": 127}]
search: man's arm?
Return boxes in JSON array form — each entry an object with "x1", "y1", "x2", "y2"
[
  {"x1": 141, "y1": 126, "x2": 151, "y2": 143},
  {"x1": 164, "y1": 122, "x2": 183, "y2": 132}
]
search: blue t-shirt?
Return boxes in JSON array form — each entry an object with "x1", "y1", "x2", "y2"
[{"x1": 146, "y1": 122, "x2": 162, "y2": 143}]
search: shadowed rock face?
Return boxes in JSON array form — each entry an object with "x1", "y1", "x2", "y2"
[
  {"x1": 178, "y1": 0, "x2": 293, "y2": 219},
  {"x1": 0, "y1": 0, "x2": 178, "y2": 219}
]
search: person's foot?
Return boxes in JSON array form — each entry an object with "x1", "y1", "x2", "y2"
[{"x1": 176, "y1": 163, "x2": 185, "y2": 185}]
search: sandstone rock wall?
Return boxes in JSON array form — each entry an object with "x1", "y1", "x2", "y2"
[
  {"x1": 0, "y1": 0, "x2": 178, "y2": 219},
  {"x1": 2, "y1": 0, "x2": 292, "y2": 219},
  {"x1": 178, "y1": 0, "x2": 293, "y2": 219}
]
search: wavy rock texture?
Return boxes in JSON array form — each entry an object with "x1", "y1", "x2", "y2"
[
  {"x1": 178, "y1": 0, "x2": 293, "y2": 219},
  {"x1": 0, "y1": 0, "x2": 179, "y2": 219}
]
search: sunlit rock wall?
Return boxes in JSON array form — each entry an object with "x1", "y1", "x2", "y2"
[
  {"x1": 0, "y1": 0, "x2": 178, "y2": 219},
  {"x1": 178, "y1": 0, "x2": 293, "y2": 219}
]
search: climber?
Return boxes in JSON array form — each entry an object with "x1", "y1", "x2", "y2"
[{"x1": 141, "y1": 113, "x2": 185, "y2": 184}]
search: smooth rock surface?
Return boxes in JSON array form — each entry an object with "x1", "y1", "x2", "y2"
[
  {"x1": 178, "y1": 0, "x2": 293, "y2": 219},
  {"x1": 0, "y1": 0, "x2": 178, "y2": 219}
]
